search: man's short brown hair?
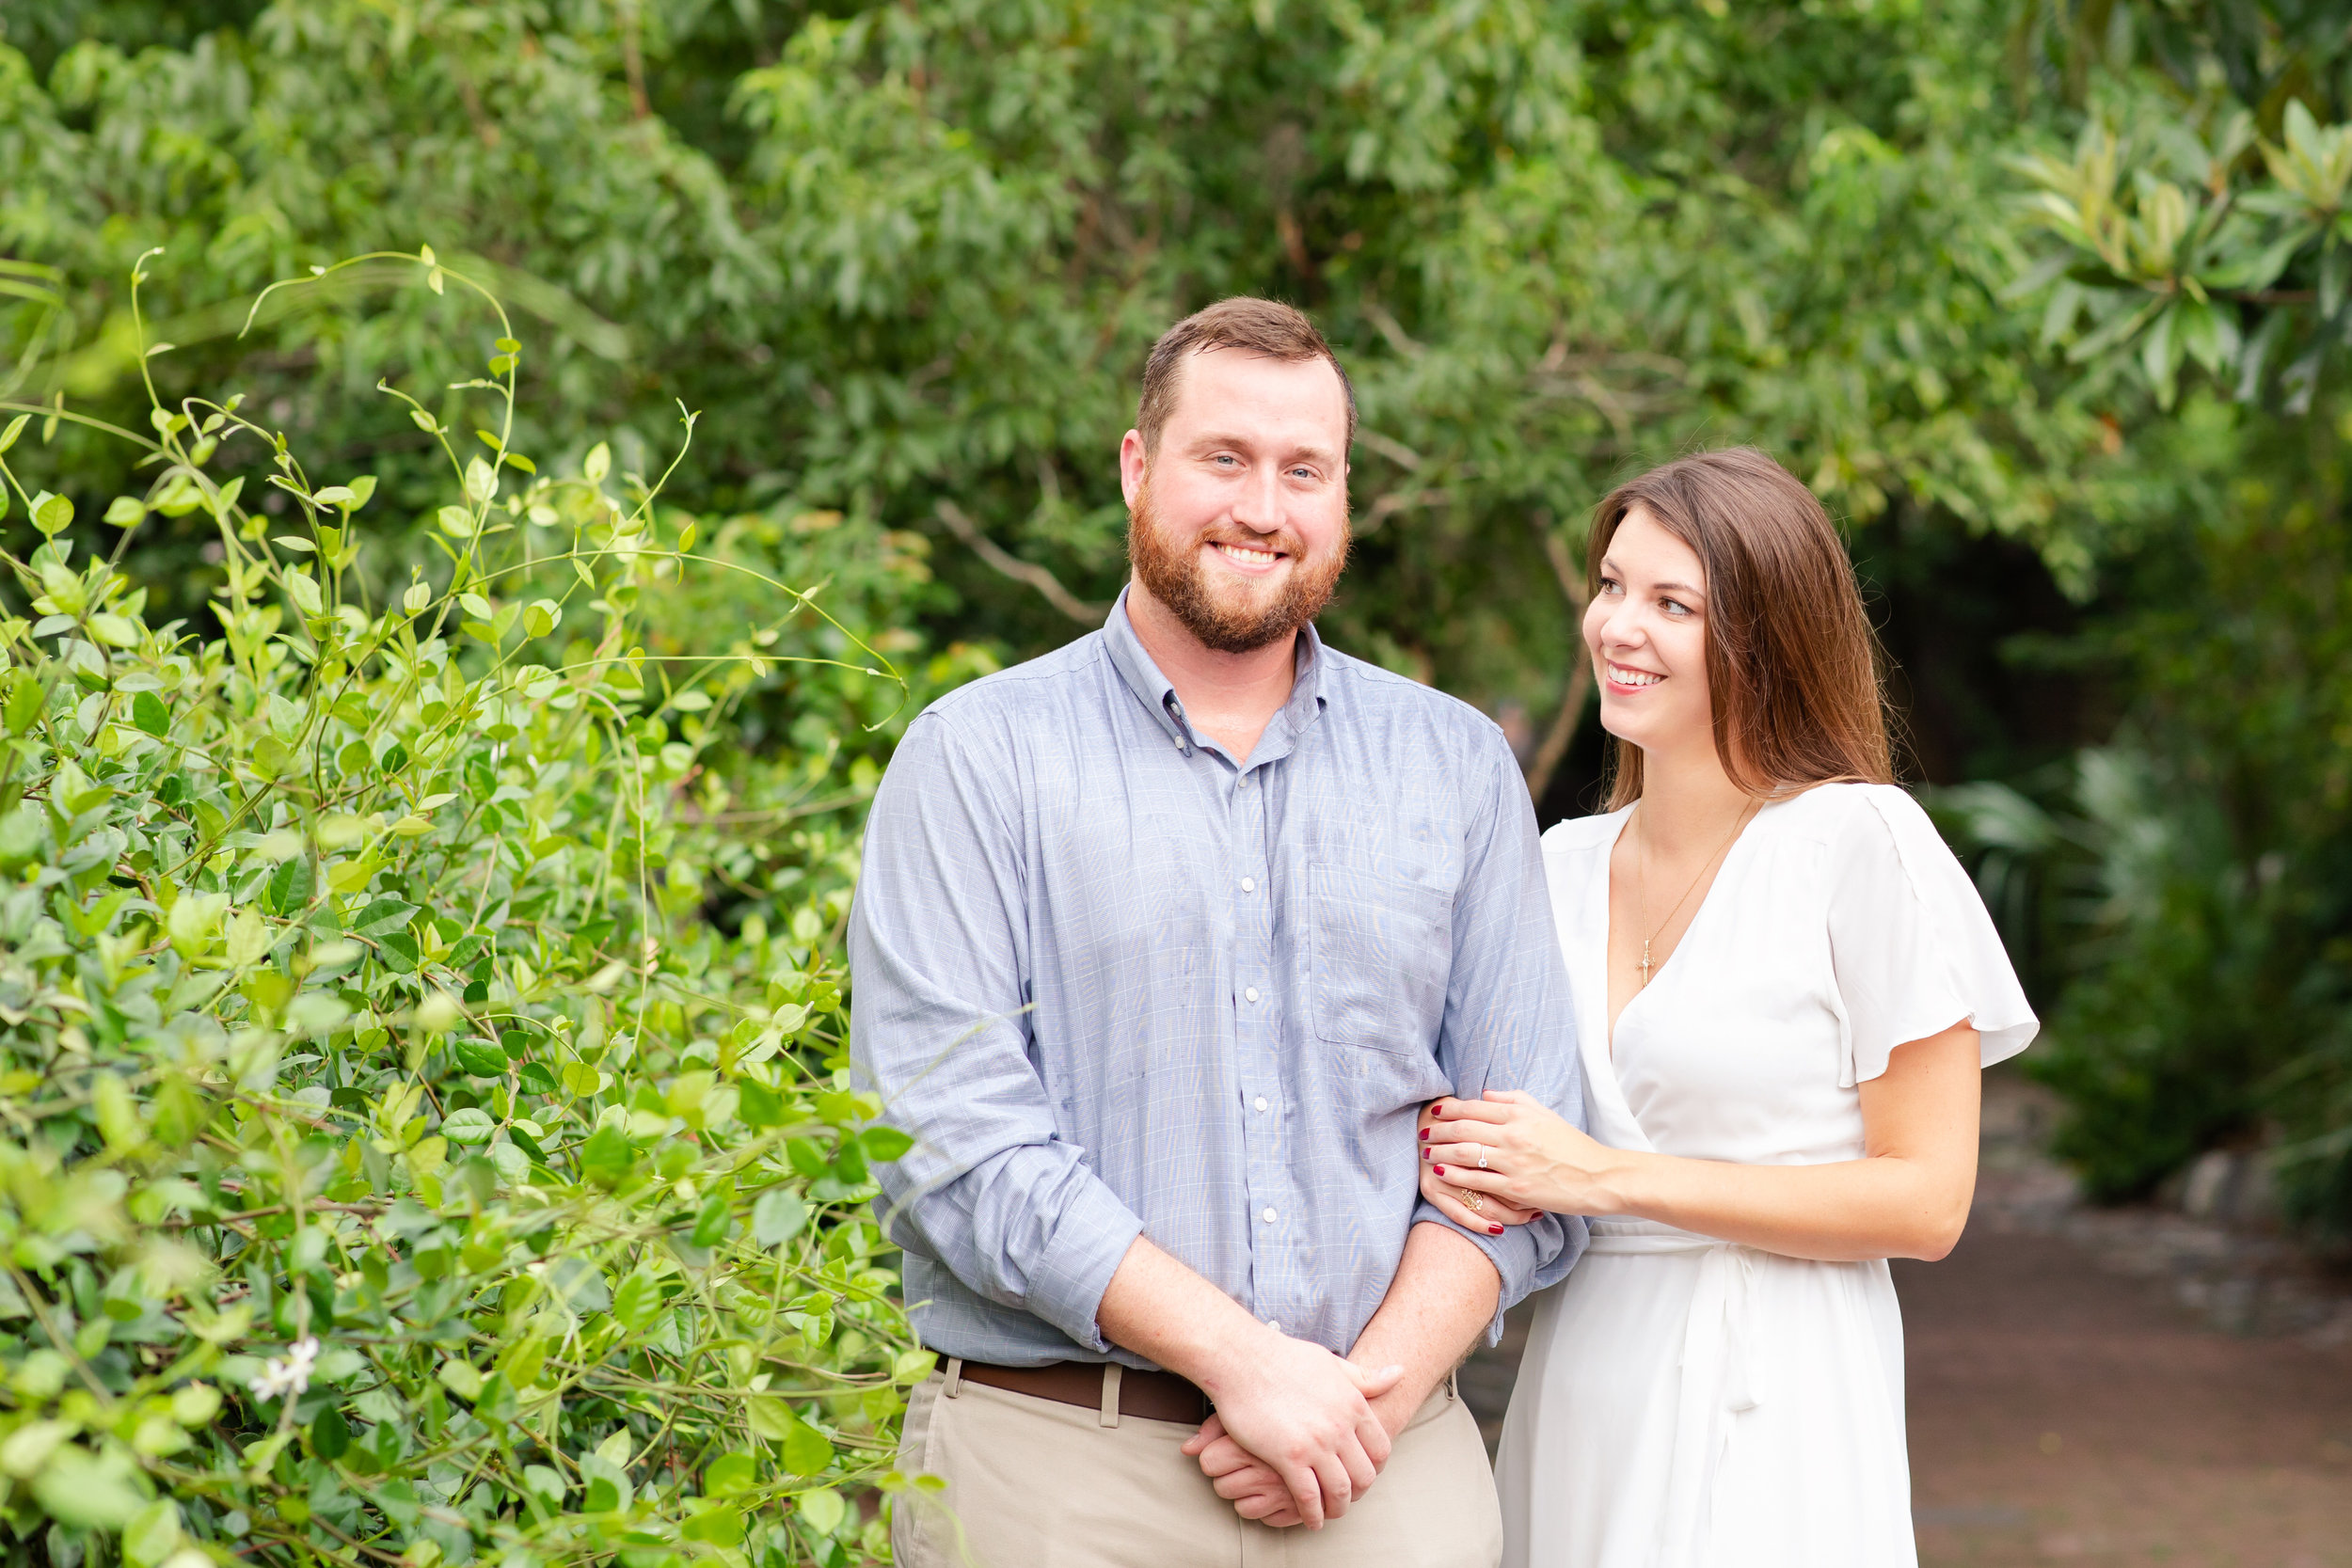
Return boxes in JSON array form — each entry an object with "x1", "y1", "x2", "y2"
[{"x1": 1136, "y1": 297, "x2": 1358, "y2": 455}]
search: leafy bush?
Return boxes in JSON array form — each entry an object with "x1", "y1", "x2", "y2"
[{"x1": 0, "y1": 253, "x2": 955, "y2": 1568}]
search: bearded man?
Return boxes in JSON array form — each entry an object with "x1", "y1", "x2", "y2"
[{"x1": 850, "y1": 298, "x2": 1586, "y2": 1568}]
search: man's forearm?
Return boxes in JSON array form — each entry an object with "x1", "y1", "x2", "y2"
[
  {"x1": 1345, "y1": 1221, "x2": 1501, "y2": 1436},
  {"x1": 1094, "y1": 1234, "x2": 1272, "y2": 1397}
]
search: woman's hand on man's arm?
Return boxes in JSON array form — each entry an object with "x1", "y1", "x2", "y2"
[{"x1": 1421, "y1": 1091, "x2": 1647, "y2": 1217}]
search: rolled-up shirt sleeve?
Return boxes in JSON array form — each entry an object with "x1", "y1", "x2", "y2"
[
  {"x1": 849, "y1": 711, "x2": 1145, "y2": 1351},
  {"x1": 1418, "y1": 727, "x2": 1589, "y2": 1339}
]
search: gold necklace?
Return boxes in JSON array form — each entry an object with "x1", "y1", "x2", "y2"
[{"x1": 1633, "y1": 800, "x2": 1759, "y2": 989}]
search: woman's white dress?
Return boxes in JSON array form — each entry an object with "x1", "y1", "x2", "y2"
[{"x1": 1497, "y1": 784, "x2": 2037, "y2": 1568}]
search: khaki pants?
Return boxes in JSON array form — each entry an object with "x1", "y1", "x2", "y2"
[{"x1": 890, "y1": 1362, "x2": 1503, "y2": 1568}]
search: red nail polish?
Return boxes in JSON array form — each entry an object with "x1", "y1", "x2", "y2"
[
  {"x1": 1419, "y1": 1128, "x2": 1429, "y2": 1140},
  {"x1": 1489, "y1": 1224, "x2": 1505, "y2": 1235},
  {"x1": 1432, "y1": 1164, "x2": 1446, "y2": 1175}
]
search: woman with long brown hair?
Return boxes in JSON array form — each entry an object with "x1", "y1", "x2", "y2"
[{"x1": 1417, "y1": 449, "x2": 2035, "y2": 1567}]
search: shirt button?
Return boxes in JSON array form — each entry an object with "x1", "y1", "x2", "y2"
[
  {"x1": 1254, "y1": 1096, "x2": 1269, "y2": 1112},
  {"x1": 1262, "y1": 1207, "x2": 1278, "y2": 1224},
  {"x1": 1266, "y1": 1320, "x2": 1282, "y2": 1334},
  {"x1": 1238, "y1": 772, "x2": 1253, "y2": 787},
  {"x1": 1240, "y1": 877, "x2": 1256, "y2": 893},
  {"x1": 1244, "y1": 987, "x2": 1260, "y2": 1003},
  {"x1": 1173, "y1": 736, "x2": 1185, "y2": 752}
]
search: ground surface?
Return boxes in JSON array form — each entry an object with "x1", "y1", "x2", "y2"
[{"x1": 1456, "y1": 1075, "x2": 2352, "y2": 1566}]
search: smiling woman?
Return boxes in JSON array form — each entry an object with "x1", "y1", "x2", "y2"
[
  {"x1": 1415, "y1": 447, "x2": 2037, "y2": 1568},
  {"x1": 1585, "y1": 447, "x2": 1894, "y2": 811}
]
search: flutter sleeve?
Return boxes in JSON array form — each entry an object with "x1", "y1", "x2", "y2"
[{"x1": 1825, "y1": 785, "x2": 2040, "y2": 1086}]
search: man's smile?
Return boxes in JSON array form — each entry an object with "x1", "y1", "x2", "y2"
[{"x1": 1207, "y1": 539, "x2": 1286, "y2": 570}]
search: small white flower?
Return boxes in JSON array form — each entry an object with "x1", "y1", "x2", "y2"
[{"x1": 252, "y1": 1335, "x2": 320, "y2": 1402}]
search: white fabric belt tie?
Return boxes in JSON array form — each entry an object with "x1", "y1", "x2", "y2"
[{"x1": 1585, "y1": 1220, "x2": 1769, "y2": 1567}]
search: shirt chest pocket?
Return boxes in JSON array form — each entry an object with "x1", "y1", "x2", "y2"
[{"x1": 1309, "y1": 862, "x2": 1454, "y2": 1056}]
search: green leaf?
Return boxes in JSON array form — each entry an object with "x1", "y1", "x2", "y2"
[
  {"x1": 30, "y1": 490, "x2": 72, "y2": 536},
  {"x1": 862, "y1": 1124, "x2": 915, "y2": 1162},
  {"x1": 132, "y1": 690, "x2": 169, "y2": 736},
  {"x1": 783, "y1": 1415, "x2": 834, "y2": 1478},
  {"x1": 120, "y1": 1499, "x2": 182, "y2": 1568},
  {"x1": 580, "y1": 1454, "x2": 630, "y2": 1513},
  {"x1": 87, "y1": 613, "x2": 139, "y2": 647},
  {"x1": 103, "y1": 496, "x2": 147, "y2": 527},
  {"x1": 0, "y1": 413, "x2": 26, "y2": 452},
  {"x1": 738, "y1": 1076, "x2": 784, "y2": 1127},
  {"x1": 453, "y1": 1037, "x2": 508, "y2": 1077},
  {"x1": 440, "y1": 1108, "x2": 496, "y2": 1143},
  {"x1": 6, "y1": 673, "x2": 45, "y2": 735},
  {"x1": 689, "y1": 1187, "x2": 733, "y2": 1246},
  {"x1": 350, "y1": 899, "x2": 419, "y2": 936},
  {"x1": 310, "y1": 1402, "x2": 349, "y2": 1460},
  {"x1": 682, "y1": 1505, "x2": 743, "y2": 1545},
  {"x1": 612, "y1": 1269, "x2": 664, "y2": 1331},
  {"x1": 703, "y1": 1452, "x2": 757, "y2": 1497},
  {"x1": 31, "y1": 1445, "x2": 143, "y2": 1528},
  {"x1": 581, "y1": 1122, "x2": 636, "y2": 1187},
  {"x1": 264, "y1": 856, "x2": 313, "y2": 917},
  {"x1": 751, "y1": 1189, "x2": 807, "y2": 1247},
  {"x1": 497, "y1": 1333, "x2": 548, "y2": 1388},
  {"x1": 795, "y1": 1484, "x2": 846, "y2": 1534}
]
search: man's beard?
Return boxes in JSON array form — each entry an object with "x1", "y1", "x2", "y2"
[{"x1": 1125, "y1": 486, "x2": 1349, "y2": 655}]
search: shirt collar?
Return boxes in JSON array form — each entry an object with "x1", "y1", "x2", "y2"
[{"x1": 1101, "y1": 585, "x2": 1329, "y2": 757}]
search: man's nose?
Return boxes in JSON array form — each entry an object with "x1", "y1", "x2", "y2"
[{"x1": 1230, "y1": 467, "x2": 1286, "y2": 533}]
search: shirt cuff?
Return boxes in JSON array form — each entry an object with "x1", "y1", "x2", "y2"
[{"x1": 1024, "y1": 1177, "x2": 1149, "y2": 1353}]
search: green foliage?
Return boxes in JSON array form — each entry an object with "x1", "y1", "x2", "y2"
[
  {"x1": 1, "y1": 0, "x2": 2123, "y2": 731},
  {"x1": 1929, "y1": 388, "x2": 2352, "y2": 1218},
  {"x1": 2010, "y1": 1, "x2": 2352, "y2": 410},
  {"x1": 0, "y1": 258, "x2": 960, "y2": 1568}
]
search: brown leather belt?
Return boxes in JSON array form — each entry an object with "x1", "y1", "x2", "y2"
[{"x1": 948, "y1": 1357, "x2": 1212, "y2": 1424}]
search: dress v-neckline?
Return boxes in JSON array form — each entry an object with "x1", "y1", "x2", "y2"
[{"x1": 1597, "y1": 801, "x2": 1768, "y2": 1057}]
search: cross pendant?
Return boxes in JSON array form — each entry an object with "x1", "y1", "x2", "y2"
[{"x1": 1638, "y1": 940, "x2": 1653, "y2": 988}]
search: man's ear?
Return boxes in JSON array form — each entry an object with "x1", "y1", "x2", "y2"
[{"x1": 1119, "y1": 428, "x2": 1149, "y2": 507}]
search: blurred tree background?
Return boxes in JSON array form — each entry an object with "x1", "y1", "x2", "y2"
[{"x1": 8, "y1": 0, "x2": 2352, "y2": 1237}]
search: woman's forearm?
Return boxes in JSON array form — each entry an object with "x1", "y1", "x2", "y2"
[
  {"x1": 1598, "y1": 1146, "x2": 1973, "y2": 1262},
  {"x1": 1422, "y1": 1028, "x2": 1985, "y2": 1261}
]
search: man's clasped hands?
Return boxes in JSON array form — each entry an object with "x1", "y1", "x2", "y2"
[{"x1": 1176, "y1": 1323, "x2": 1407, "y2": 1529}]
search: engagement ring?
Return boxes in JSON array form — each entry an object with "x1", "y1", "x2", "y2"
[{"x1": 1476, "y1": 1145, "x2": 1490, "y2": 1169}]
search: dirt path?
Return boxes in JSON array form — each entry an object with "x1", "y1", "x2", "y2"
[
  {"x1": 1898, "y1": 1221, "x2": 2352, "y2": 1565},
  {"x1": 1458, "y1": 1077, "x2": 2352, "y2": 1565}
]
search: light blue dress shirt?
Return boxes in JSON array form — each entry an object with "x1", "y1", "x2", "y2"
[{"x1": 849, "y1": 590, "x2": 1587, "y2": 1368}]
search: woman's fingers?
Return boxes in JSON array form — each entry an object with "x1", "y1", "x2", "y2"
[
  {"x1": 1424, "y1": 1163, "x2": 1530, "y2": 1211},
  {"x1": 1422, "y1": 1139, "x2": 1509, "y2": 1172},
  {"x1": 1485, "y1": 1088, "x2": 1540, "y2": 1107},
  {"x1": 1418, "y1": 1168, "x2": 1509, "y2": 1235},
  {"x1": 1427, "y1": 1095, "x2": 1515, "y2": 1126}
]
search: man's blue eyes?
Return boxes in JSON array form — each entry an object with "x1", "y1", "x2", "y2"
[{"x1": 1208, "y1": 456, "x2": 1318, "y2": 479}]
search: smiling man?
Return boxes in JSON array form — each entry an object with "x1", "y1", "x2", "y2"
[{"x1": 851, "y1": 298, "x2": 1586, "y2": 1568}]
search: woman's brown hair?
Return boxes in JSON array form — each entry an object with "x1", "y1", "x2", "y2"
[{"x1": 1591, "y1": 447, "x2": 1894, "y2": 809}]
